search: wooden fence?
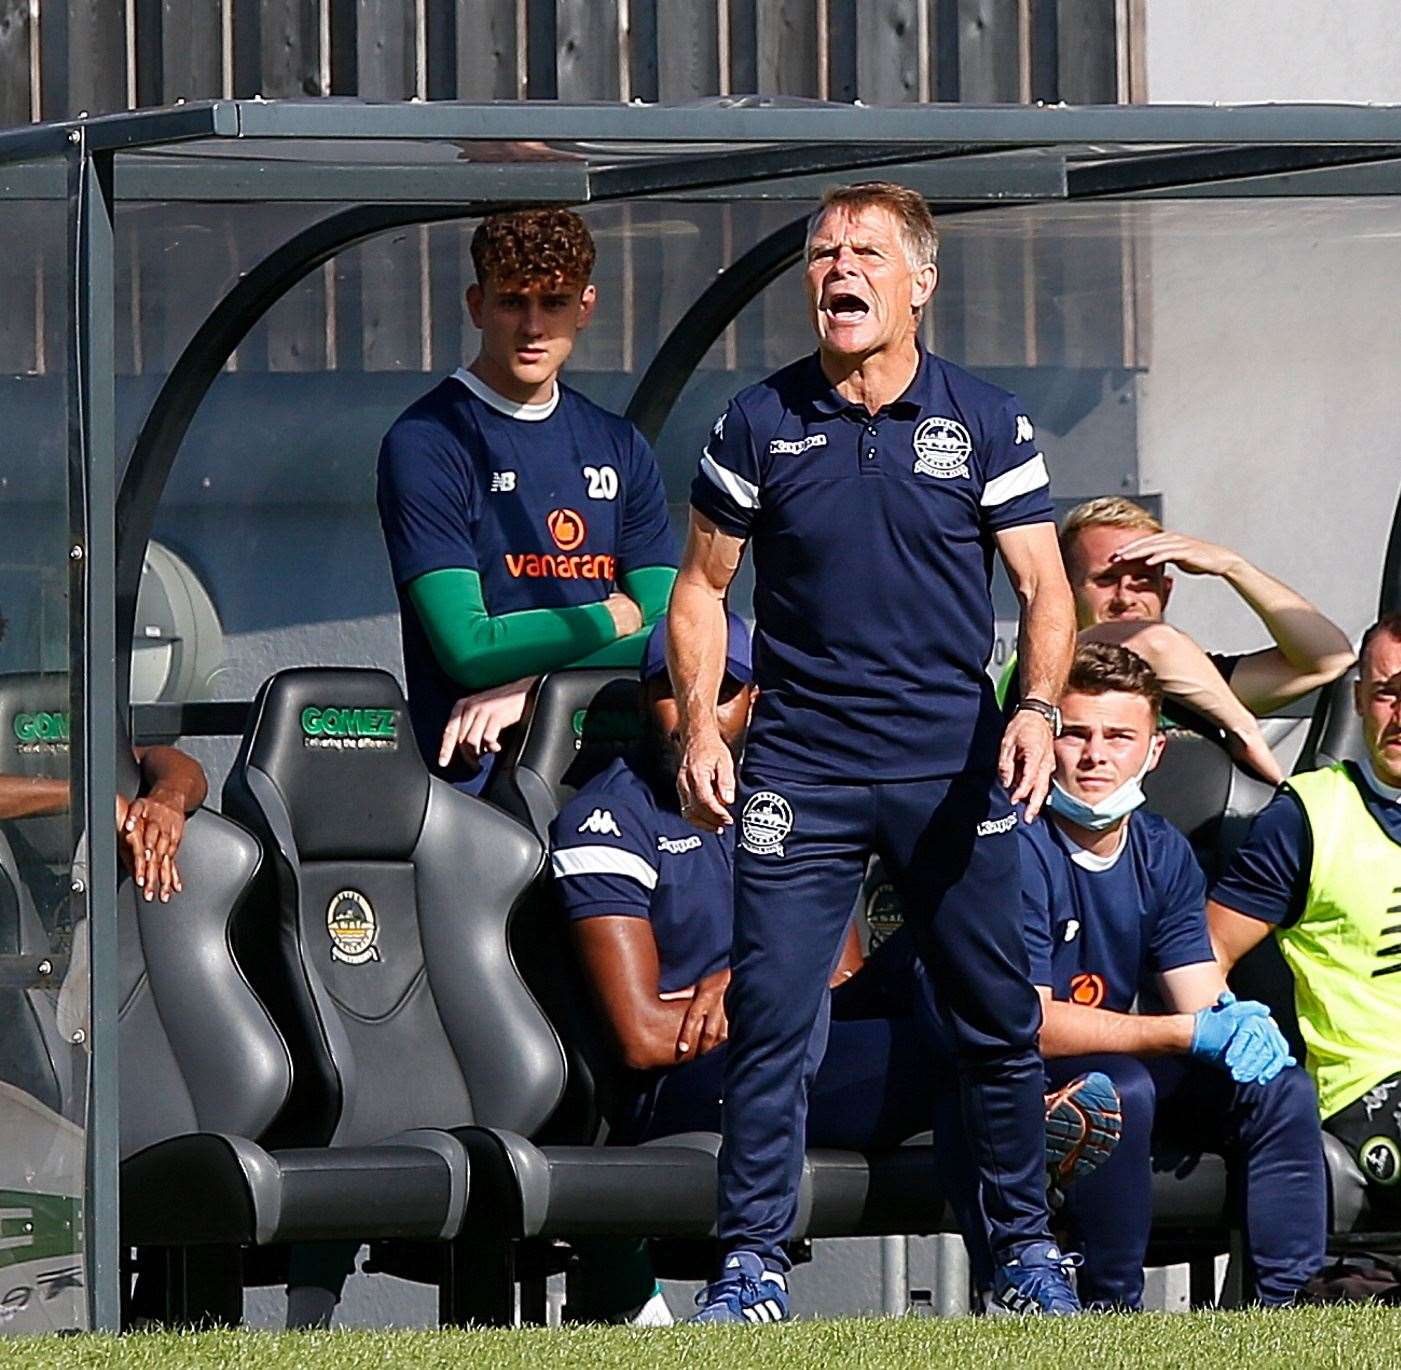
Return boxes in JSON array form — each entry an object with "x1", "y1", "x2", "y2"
[{"x1": 0, "y1": 1, "x2": 1142, "y2": 125}]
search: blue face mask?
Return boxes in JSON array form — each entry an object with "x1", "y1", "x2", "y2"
[{"x1": 1047, "y1": 750, "x2": 1155, "y2": 832}]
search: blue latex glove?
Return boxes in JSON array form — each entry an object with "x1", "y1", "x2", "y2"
[
  {"x1": 1223, "y1": 1014, "x2": 1296, "y2": 1085},
  {"x1": 1191, "y1": 991, "x2": 1294, "y2": 1084},
  {"x1": 1189, "y1": 991, "x2": 1269, "y2": 1065}
]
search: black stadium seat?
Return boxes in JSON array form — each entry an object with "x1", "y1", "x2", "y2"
[
  {"x1": 221, "y1": 668, "x2": 961, "y2": 1321},
  {"x1": 118, "y1": 763, "x2": 472, "y2": 1325},
  {"x1": 484, "y1": 668, "x2": 645, "y2": 845},
  {"x1": 1141, "y1": 729, "x2": 1278, "y2": 885},
  {"x1": 1299, "y1": 668, "x2": 1364, "y2": 773}
]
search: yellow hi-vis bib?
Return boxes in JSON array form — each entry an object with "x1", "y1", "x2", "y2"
[{"x1": 1282, "y1": 763, "x2": 1401, "y2": 1120}]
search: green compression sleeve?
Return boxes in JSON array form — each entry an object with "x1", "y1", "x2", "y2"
[
  {"x1": 570, "y1": 567, "x2": 677, "y2": 668},
  {"x1": 622, "y1": 565, "x2": 677, "y2": 624},
  {"x1": 407, "y1": 568, "x2": 618, "y2": 691}
]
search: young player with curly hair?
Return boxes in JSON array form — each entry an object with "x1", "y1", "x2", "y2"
[{"x1": 376, "y1": 208, "x2": 677, "y2": 794}]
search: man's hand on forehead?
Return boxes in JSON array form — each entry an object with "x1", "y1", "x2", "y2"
[{"x1": 1109, "y1": 532, "x2": 1241, "y2": 579}]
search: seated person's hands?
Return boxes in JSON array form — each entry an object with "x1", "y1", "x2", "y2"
[
  {"x1": 603, "y1": 591, "x2": 644, "y2": 638},
  {"x1": 674, "y1": 967, "x2": 730, "y2": 1061},
  {"x1": 1189, "y1": 990, "x2": 1295, "y2": 1084},
  {"x1": 439, "y1": 675, "x2": 538, "y2": 769},
  {"x1": 115, "y1": 788, "x2": 186, "y2": 903}
]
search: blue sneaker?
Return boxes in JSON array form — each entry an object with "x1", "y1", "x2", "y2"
[
  {"x1": 992, "y1": 1240, "x2": 1082, "y2": 1315},
  {"x1": 689, "y1": 1251, "x2": 790, "y2": 1325},
  {"x1": 1045, "y1": 1071, "x2": 1122, "y2": 1192}
]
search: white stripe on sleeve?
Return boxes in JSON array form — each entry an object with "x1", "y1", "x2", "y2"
[
  {"x1": 551, "y1": 845, "x2": 659, "y2": 890},
  {"x1": 980, "y1": 452, "x2": 1049, "y2": 508},
  {"x1": 700, "y1": 454, "x2": 760, "y2": 511}
]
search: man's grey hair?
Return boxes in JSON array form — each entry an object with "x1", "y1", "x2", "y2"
[{"x1": 805, "y1": 181, "x2": 939, "y2": 271}]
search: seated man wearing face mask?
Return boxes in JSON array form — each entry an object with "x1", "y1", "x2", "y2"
[{"x1": 1016, "y1": 642, "x2": 1325, "y2": 1309}]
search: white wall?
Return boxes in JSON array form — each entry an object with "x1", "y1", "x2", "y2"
[
  {"x1": 1132, "y1": 196, "x2": 1400, "y2": 652},
  {"x1": 1146, "y1": 0, "x2": 1401, "y2": 104}
]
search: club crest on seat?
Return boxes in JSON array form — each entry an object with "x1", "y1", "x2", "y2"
[{"x1": 327, "y1": 889, "x2": 380, "y2": 965}]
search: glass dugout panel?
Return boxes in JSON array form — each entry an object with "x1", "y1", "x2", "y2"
[
  {"x1": 651, "y1": 196, "x2": 1401, "y2": 669},
  {"x1": 0, "y1": 158, "x2": 86, "y2": 1334}
]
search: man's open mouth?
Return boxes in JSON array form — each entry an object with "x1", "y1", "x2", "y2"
[{"x1": 823, "y1": 291, "x2": 869, "y2": 321}]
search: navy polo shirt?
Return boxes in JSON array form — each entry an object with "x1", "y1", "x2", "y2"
[
  {"x1": 549, "y1": 751, "x2": 734, "y2": 994},
  {"x1": 377, "y1": 369, "x2": 676, "y2": 779},
  {"x1": 1020, "y1": 811, "x2": 1214, "y2": 1012},
  {"x1": 1211, "y1": 762, "x2": 1401, "y2": 928},
  {"x1": 691, "y1": 347, "x2": 1055, "y2": 782}
]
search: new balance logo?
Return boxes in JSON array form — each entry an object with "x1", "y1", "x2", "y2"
[
  {"x1": 490, "y1": 471, "x2": 517, "y2": 492},
  {"x1": 577, "y1": 808, "x2": 622, "y2": 838}
]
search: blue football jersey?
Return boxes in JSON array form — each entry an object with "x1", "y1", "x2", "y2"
[
  {"x1": 1020, "y1": 811, "x2": 1214, "y2": 1012},
  {"x1": 377, "y1": 370, "x2": 675, "y2": 778},
  {"x1": 691, "y1": 347, "x2": 1053, "y2": 782}
]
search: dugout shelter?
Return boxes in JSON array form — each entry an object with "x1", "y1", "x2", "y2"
[{"x1": 1, "y1": 97, "x2": 1400, "y2": 1331}]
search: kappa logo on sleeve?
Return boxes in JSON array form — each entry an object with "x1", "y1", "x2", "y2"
[
  {"x1": 1014, "y1": 415, "x2": 1035, "y2": 445},
  {"x1": 739, "y1": 791, "x2": 793, "y2": 858},
  {"x1": 577, "y1": 808, "x2": 623, "y2": 838}
]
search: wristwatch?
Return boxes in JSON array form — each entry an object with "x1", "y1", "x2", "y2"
[{"x1": 1015, "y1": 696, "x2": 1063, "y2": 737}]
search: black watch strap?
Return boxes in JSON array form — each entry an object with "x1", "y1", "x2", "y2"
[{"x1": 1015, "y1": 696, "x2": 1062, "y2": 736}]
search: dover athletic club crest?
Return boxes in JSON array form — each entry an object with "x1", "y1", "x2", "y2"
[
  {"x1": 740, "y1": 791, "x2": 793, "y2": 858},
  {"x1": 912, "y1": 416, "x2": 972, "y2": 480},
  {"x1": 327, "y1": 889, "x2": 380, "y2": 965}
]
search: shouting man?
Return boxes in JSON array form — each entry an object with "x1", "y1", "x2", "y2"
[{"x1": 668, "y1": 182, "x2": 1079, "y2": 1320}]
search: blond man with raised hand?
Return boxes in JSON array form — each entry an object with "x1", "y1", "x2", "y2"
[{"x1": 1002, "y1": 496, "x2": 1355, "y2": 783}]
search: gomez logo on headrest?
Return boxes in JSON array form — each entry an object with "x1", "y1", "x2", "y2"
[
  {"x1": 300, "y1": 705, "x2": 398, "y2": 752},
  {"x1": 13, "y1": 711, "x2": 70, "y2": 755},
  {"x1": 570, "y1": 707, "x2": 643, "y2": 749}
]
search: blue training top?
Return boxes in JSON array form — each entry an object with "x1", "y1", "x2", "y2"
[
  {"x1": 1020, "y1": 810, "x2": 1214, "y2": 1012},
  {"x1": 377, "y1": 370, "x2": 676, "y2": 781},
  {"x1": 549, "y1": 751, "x2": 735, "y2": 995},
  {"x1": 690, "y1": 347, "x2": 1054, "y2": 783}
]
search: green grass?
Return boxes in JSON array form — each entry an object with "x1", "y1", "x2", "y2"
[{"x1": 3, "y1": 1308, "x2": 1401, "y2": 1370}]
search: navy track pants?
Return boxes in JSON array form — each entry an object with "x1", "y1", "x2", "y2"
[
  {"x1": 1046, "y1": 1054, "x2": 1326, "y2": 1308},
  {"x1": 717, "y1": 771, "x2": 1051, "y2": 1270}
]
